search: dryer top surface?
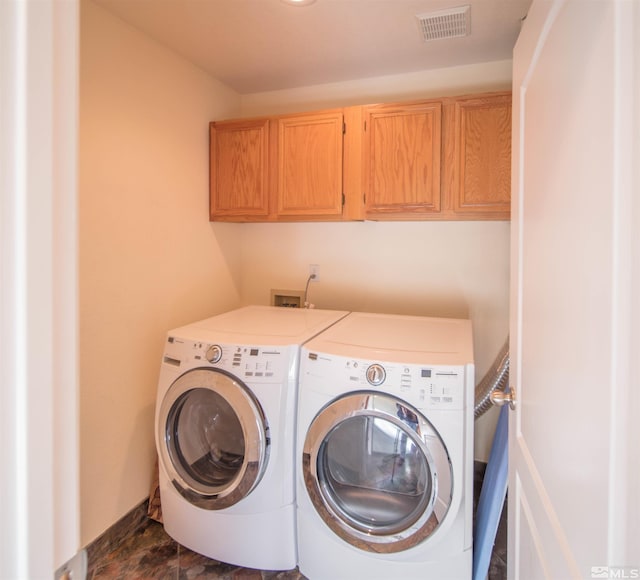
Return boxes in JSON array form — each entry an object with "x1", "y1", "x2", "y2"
[
  {"x1": 303, "y1": 312, "x2": 474, "y2": 365},
  {"x1": 168, "y1": 305, "x2": 349, "y2": 346}
]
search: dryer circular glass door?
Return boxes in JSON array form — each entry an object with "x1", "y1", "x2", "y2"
[
  {"x1": 158, "y1": 368, "x2": 269, "y2": 510},
  {"x1": 302, "y1": 392, "x2": 452, "y2": 553}
]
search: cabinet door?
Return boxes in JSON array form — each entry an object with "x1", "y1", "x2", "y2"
[
  {"x1": 451, "y1": 94, "x2": 511, "y2": 217},
  {"x1": 364, "y1": 102, "x2": 442, "y2": 218},
  {"x1": 276, "y1": 112, "x2": 344, "y2": 218},
  {"x1": 210, "y1": 119, "x2": 270, "y2": 220}
]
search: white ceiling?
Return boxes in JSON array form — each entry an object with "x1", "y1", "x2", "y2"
[{"x1": 93, "y1": 0, "x2": 532, "y2": 94}]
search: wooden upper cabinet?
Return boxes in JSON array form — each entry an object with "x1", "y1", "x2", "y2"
[
  {"x1": 208, "y1": 92, "x2": 511, "y2": 222},
  {"x1": 209, "y1": 119, "x2": 270, "y2": 220},
  {"x1": 364, "y1": 101, "x2": 442, "y2": 218},
  {"x1": 209, "y1": 110, "x2": 357, "y2": 222},
  {"x1": 445, "y1": 93, "x2": 512, "y2": 218},
  {"x1": 276, "y1": 112, "x2": 344, "y2": 218}
]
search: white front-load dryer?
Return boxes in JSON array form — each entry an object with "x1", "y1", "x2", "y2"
[
  {"x1": 296, "y1": 312, "x2": 474, "y2": 579},
  {"x1": 155, "y1": 305, "x2": 348, "y2": 570}
]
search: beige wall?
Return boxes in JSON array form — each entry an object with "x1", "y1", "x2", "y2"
[
  {"x1": 239, "y1": 59, "x2": 512, "y2": 117},
  {"x1": 237, "y1": 62, "x2": 512, "y2": 462},
  {"x1": 79, "y1": 0, "x2": 242, "y2": 545}
]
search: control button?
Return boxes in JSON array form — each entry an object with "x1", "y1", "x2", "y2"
[
  {"x1": 443, "y1": 396, "x2": 453, "y2": 403},
  {"x1": 366, "y1": 364, "x2": 386, "y2": 386},
  {"x1": 430, "y1": 396, "x2": 441, "y2": 404},
  {"x1": 205, "y1": 344, "x2": 222, "y2": 364}
]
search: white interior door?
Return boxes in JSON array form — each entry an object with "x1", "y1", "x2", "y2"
[{"x1": 510, "y1": 1, "x2": 639, "y2": 578}]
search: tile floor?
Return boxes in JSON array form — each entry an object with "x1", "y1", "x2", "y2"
[
  {"x1": 87, "y1": 463, "x2": 507, "y2": 579},
  {"x1": 87, "y1": 517, "x2": 304, "y2": 580}
]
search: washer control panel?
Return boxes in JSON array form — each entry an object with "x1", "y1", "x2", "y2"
[
  {"x1": 163, "y1": 336, "x2": 290, "y2": 383},
  {"x1": 304, "y1": 351, "x2": 468, "y2": 410}
]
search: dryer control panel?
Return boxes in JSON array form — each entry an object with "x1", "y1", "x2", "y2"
[
  {"x1": 163, "y1": 337, "x2": 291, "y2": 383},
  {"x1": 304, "y1": 351, "x2": 470, "y2": 410}
]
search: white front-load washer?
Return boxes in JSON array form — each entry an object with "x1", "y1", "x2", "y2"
[
  {"x1": 155, "y1": 305, "x2": 348, "y2": 570},
  {"x1": 296, "y1": 312, "x2": 474, "y2": 579}
]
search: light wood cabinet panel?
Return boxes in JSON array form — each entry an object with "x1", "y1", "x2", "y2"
[
  {"x1": 209, "y1": 119, "x2": 270, "y2": 220},
  {"x1": 445, "y1": 93, "x2": 512, "y2": 218},
  {"x1": 364, "y1": 101, "x2": 442, "y2": 218},
  {"x1": 276, "y1": 112, "x2": 344, "y2": 218},
  {"x1": 341, "y1": 106, "x2": 365, "y2": 221}
]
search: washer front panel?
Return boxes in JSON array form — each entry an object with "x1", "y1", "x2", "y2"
[
  {"x1": 303, "y1": 391, "x2": 453, "y2": 553},
  {"x1": 158, "y1": 368, "x2": 269, "y2": 510}
]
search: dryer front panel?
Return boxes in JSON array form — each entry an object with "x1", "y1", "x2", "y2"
[
  {"x1": 303, "y1": 391, "x2": 452, "y2": 553},
  {"x1": 158, "y1": 368, "x2": 269, "y2": 510}
]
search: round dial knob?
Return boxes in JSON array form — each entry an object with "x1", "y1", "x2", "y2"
[
  {"x1": 366, "y1": 363, "x2": 386, "y2": 386},
  {"x1": 205, "y1": 344, "x2": 222, "y2": 364}
]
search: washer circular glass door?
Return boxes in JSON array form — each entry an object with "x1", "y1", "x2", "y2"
[
  {"x1": 303, "y1": 392, "x2": 452, "y2": 553},
  {"x1": 158, "y1": 368, "x2": 269, "y2": 510}
]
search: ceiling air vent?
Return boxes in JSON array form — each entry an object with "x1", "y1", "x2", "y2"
[{"x1": 416, "y1": 5, "x2": 471, "y2": 42}]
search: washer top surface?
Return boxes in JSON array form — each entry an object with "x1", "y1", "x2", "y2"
[
  {"x1": 303, "y1": 311, "x2": 473, "y2": 366},
  {"x1": 168, "y1": 305, "x2": 349, "y2": 346}
]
